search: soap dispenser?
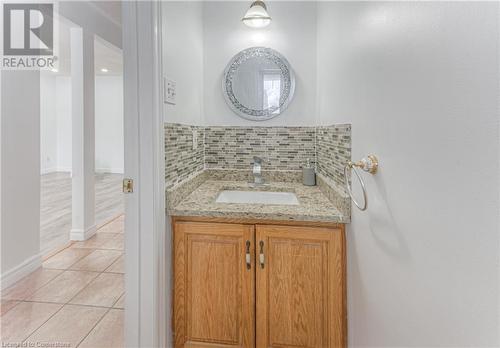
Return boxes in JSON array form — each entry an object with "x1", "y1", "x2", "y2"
[{"x1": 302, "y1": 158, "x2": 316, "y2": 186}]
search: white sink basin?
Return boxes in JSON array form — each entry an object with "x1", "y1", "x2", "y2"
[{"x1": 216, "y1": 190, "x2": 299, "y2": 205}]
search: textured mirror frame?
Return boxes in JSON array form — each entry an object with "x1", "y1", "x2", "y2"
[{"x1": 222, "y1": 47, "x2": 295, "y2": 121}]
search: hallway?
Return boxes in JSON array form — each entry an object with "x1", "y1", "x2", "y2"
[
  {"x1": 40, "y1": 172, "x2": 124, "y2": 255},
  {"x1": 1, "y1": 215, "x2": 125, "y2": 347}
]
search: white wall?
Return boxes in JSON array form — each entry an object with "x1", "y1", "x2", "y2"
[
  {"x1": 39, "y1": 75, "x2": 72, "y2": 173},
  {"x1": 95, "y1": 75, "x2": 124, "y2": 173},
  {"x1": 59, "y1": 1, "x2": 122, "y2": 50},
  {"x1": 40, "y1": 73, "x2": 58, "y2": 173},
  {"x1": 40, "y1": 75, "x2": 123, "y2": 174},
  {"x1": 316, "y1": 2, "x2": 499, "y2": 346},
  {"x1": 1, "y1": 71, "x2": 42, "y2": 286},
  {"x1": 162, "y1": 1, "x2": 317, "y2": 126},
  {"x1": 162, "y1": 1, "x2": 204, "y2": 125},
  {"x1": 203, "y1": 1, "x2": 317, "y2": 126},
  {"x1": 56, "y1": 76, "x2": 72, "y2": 171}
]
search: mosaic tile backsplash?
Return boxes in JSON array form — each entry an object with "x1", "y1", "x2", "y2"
[
  {"x1": 165, "y1": 123, "x2": 351, "y2": 192},
  {"x1": 204, "y1": 127, "x2": 316, "y2": 170},
  {"x1": 165, "y1": 124, "x2": 204, "y2": 189},
  {"x1": 316, "y1": 124, "x2": 352, "y2": 191}
]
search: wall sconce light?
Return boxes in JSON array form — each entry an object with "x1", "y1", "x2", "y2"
[{"x1": 242, "y1": 1, "x2": 271, "y2": 28}]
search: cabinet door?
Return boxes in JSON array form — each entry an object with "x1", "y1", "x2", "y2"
[
  {"x1": 174, "y1": 221, "x2": 255, "y2": 348},
  {"x1": 256, "y1": 225, "x2": 346, "y2": 348}
]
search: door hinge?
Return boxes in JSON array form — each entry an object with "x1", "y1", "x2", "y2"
[{"x1": 123, "y1": 178, "x2": 134, "y2": 193}]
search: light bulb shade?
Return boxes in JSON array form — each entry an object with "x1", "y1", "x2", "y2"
[{"x1": 242, "y1": 1, "x2": 271, "y2": 28}]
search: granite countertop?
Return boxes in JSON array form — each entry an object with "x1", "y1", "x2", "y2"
[{"x1": 168, "y1": 179, "x2": 349, "y2": 223}]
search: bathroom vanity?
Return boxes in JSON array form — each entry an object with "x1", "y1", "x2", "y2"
[
  {"x1": 168, "y1": 173, "x2": 349, "y2": 348},
  {"x1": 165, "y1": 34, "x2": 351, "y2": 348}
]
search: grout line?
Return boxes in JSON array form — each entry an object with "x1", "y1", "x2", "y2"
[
  {"x1": 66, "y1": 264, "x2": 121, "y2": 305},
  {"x1": 43, "y1": 250, "x2": 96, "y2": 271},
  {"x1": 41, "y1": 215, "x2": 124, "y2": 261},
  {"x1": 62, "y1": 243, "x2": 124, "y2": 306},
  {"x1": 109, "y1": 291, "x2": 125, "y2": 309},
  {"x1": 57, "y1": 273, "x2": 102, "y2": 306},
  {"x1": 15, "y1": 248, "x2": 120, "y2": 305},
  {"x1": 97, "y1": 213, "x2": 124, "y2": 230},
  {"x1": 2, "y1": 264, "x2": 64, "y2": 294},
  {"x1": 42, "y1": 214, "x2": 124, "y2": 262},
  {"x1": 43, "y1": 265, "x2": 124, "y2": 275},
  {"x1": 101, "y1": 270, "x2": 125, "y2": 275},
  {"x1": 18, "y1": 299, "x2": 118, "y2": 310},
  {"x1": 68, "y1": 247, "x2": 124, "y2": 252},
  {"x1": 21, "y1": 300, "x2": 66, "y2": 344},
  {"x1": 6, "y1": 222, "x2": 125, "y2": 346},
  {"x1": 67, "y1": 252, "x2": 123, "y2": 272},
  {"x1": 66, "y1": 244, "x2": 124, "y2": 252},
  {"x1": 113, "y1": 293, "x2": 125, "y2": 310},
  {"x1": 102, "y1": 255, "x2": 124, "y2": 274},
  {"x1": 71, "y1": 230, "x2": 123, "y2": 346},
  {"x1": 75, "y1": 307, "x2": 112, "y2": 347},
  {"x1": 0, "y1": 298, "x2": 23, "y2": 316},
  {"x1": 42, "y1": 212, "x2": 125, "y2": 261},
  {"x1": 42, "y1": 241, "x2": 74, "y2": 261},
  {"x1": 21, "y1": 257, "x2": 123, "y2": 344},
  {"x1": 2, "y1": 269, "x2": 67, "y2": 302}
]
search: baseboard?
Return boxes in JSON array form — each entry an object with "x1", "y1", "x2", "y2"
[
  {"x1": 41, "y1": 240, "x2": 73, "y2": 260},
  {"x1": 95, "y1": 167, "x2": 124, "y2": 174},
  {"x1": 1, "y1": 253, "x2": 42, "y2": 290},
  {"x1": 56, "y1": 166, "x2": 72, "y2": 173},
  {"x1": 70, "y1": 224, "x2": 97, "y2": 241},
  {"x1": 41, "y1": 166, "x2": 58, "y2": 175},
  {"x1": 42, "y1": 168, "x2": 121, "y2": 175},
  {"x1": 40, "y1": 167, "x2": 72, "y2": 175}
]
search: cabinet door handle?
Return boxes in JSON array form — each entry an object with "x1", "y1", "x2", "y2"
[
  {"x1": 259, "y1": 240, "x2": 265, "y2": 269},
  {"x1": 245, "y1": 240, "x2": 251, "y2": 270}
]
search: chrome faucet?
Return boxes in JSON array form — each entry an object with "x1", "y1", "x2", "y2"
[{"x1": 252, "y1": 156, "x2": 265, "y2": 185}]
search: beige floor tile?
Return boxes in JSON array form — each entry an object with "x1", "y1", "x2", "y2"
[
  {"x1": 79, "y1": 308, "x2": 124, "y2": 348},
  {"x1": 71, "y1": 233, "x2": 118, "y2": 249},
  {"x1": 113, "y1": 294, "x2": 125, "y2": 309},
  {"x1": 97, "y1": 220, "x2": 123, "y2": 234},
  {"x1": 43, "y1": 248, "x2": 93, "y2": 270},
  {"x1": 28, "y1": 270, "x2": 99, "y2": 304},
  {"x1": 2, "y1": 268, "x2": 63, "y2": 300},
  {"x1": 25, "y1": 304, "x2": 107, "y2": 348},
  {"x1": 105, "y1": 255, "x2": 124, "y2": 274},
  {"x1": 100, "y1": 234, "x2": 124, "y2": 251},
  {"x1": 0, "y1": 299, "x2": 20, "y2": 316},
  {"x1": 69, "y1": 250, "x2": 122, "y2": 272},
  {"x1": 69, "y1": 273, "x2": 124, "y2": 308},
  {"x1": 0, "y1": 301, "x2": 62, "y2": 344}
]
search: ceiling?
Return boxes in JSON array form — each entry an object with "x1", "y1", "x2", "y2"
[
  {"x1": 89, "y1": 1, "x2": 122, "y2": 27},
  {"x1": 52, "y1": 4, "x2": 123, "y2": 76}
]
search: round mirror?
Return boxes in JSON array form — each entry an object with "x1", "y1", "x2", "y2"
[{"x1": 222, "y1": 47, "x2": 295, "y2": 121}]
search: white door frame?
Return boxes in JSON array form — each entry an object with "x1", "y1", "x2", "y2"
[{"x1": 122, "y1": 1, "x2": 167, "y2": 347}]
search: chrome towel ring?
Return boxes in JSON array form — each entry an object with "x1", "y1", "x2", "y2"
[{"x1": 344, "y1": 155, "x2": 378, "y2": 211}]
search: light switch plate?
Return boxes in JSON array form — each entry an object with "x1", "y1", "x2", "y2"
[{"x1": 164, "y1": 77, "x2": 176, "y2": 104}]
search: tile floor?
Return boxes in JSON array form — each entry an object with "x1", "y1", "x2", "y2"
[{"x1": 1, "y1": 215, "x2": 125, "y2": 348}]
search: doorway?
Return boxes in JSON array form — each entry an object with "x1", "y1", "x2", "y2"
[{"x1": 2, "y1": 2, "x2": 127, "y2": 347}]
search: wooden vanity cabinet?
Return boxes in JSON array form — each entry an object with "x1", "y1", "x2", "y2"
[
  {"x1": 173, "y1": 221, "x2": 255, "y2": 348},
  {"x1": 173, "y1": 218, "x2": 346, "y2": 348}
]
